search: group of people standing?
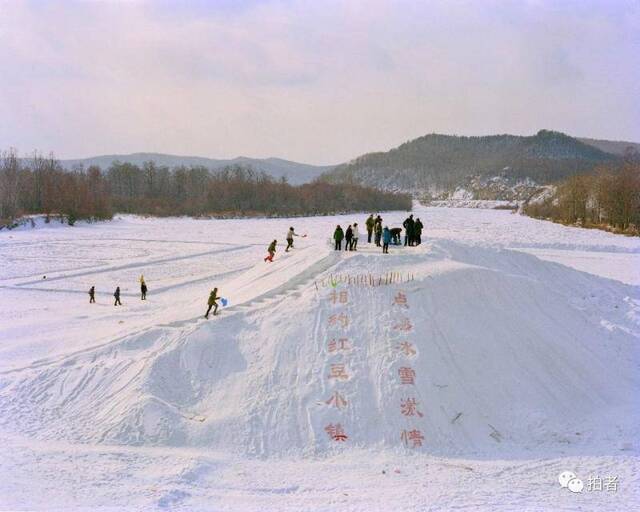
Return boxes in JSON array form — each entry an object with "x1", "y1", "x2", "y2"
[
  {"x1": 332, "y1": 223, "x2": 360, "y2": 251},
  {"x1": 88, "y1": 275, "x2": 148, "y2": 306},
  {"x1": 334, "y1": 213, "x2": 424, "y2": 254},
  {"x1": 402, "y1": 214, "x2": 424, "y2": 246}
]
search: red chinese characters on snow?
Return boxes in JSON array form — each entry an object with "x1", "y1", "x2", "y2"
[
  {"x1": 400, "y1": 429, "x2": 424, "y2": 448},
  {"x1": 328, "y1": 313, "x2": 349, "y2": 328},
  {"x1": 328, "y1": 338, "x2": 351, "y2": 353},
  {"x1": 393, "y1": 316, "x2": 413, "y2": 332},
  {"x1": 330, "y1": 290, "x2": 349, "y2": 305},
  {"x1": 325, "y1": 391, "x2": 348, "y2": 410},
  {"x1": 396, "y1": 341, "x2": 416, "y2": 357},
  {"x1": 400, "y1": 397, "x2": 423, "y2": 417},
  {"x1": 393, "y1": 291, "x2": 409, "y2": 308},
  {"x1": 398, "y1": 366, "x2": 416, "y2": 385},
  {"x1": 325, "y1": 423, "x2": 348, "y2": 441},
  {"x1": 329, "y1": 363, "x2": 350, "y2": 381}
]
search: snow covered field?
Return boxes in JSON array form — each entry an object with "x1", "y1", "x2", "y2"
[{"x1": 1, "y1": 205, "x2": 639, "y2": 511}]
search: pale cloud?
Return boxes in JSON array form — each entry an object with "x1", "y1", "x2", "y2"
[{"x1": 0, "y1": 0, "x2": 638, "y2": 164}]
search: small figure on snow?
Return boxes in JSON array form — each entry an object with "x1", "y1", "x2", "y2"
[
  {"x1": 374, "y1": 216, "x2": 383, "y2": 246},
  {"x1": 414, "y1": 218, "x2": 424, "y2": 245},
  {"x1": 382, "y1": 226, "x2": 391, "y2": 254},
  {"x1": 345, "y1": 225, "x2": 353, "y2": 251},
  {"x1": 264, "y1": 240, "x2": 277, "y2": 262},
  {"x1": 114, "y1": 286, "x2": 122, "y2": 306},
  {"x1": 285, "y1": 227, "x2": 306, "y2": 252},
  {"x1": 89, "y1": 286, "x2": 96, "y2": 303},
  {"x1": 140, "y1": 278, "x2": 147, "y2": 300},
  {"x1": 205, "y1": 288, "x2": 219, "y2": 318},
  {"x1": 365, "y1": 214, "x2": 375, "y2": 243},
  {"x1": 403, "y1": 214, "x2": 415, "y2": 246},
  {"x1": 333, "y1": 225, "x2": 344, "y2": 250},
  {"x1": 389, "y1": 227, "x2": 402, "y2": 245},
  {"x1": 351, "y1": 222, "x2": 359, "y2": 250}
]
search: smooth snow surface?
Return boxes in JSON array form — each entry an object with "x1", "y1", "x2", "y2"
[{"x1": 1, "y1": 205, "x2": 639, "y2": 510}]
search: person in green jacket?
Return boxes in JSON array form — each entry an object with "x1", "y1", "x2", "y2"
[
  {"x1": 365, "y1": 214, "x2": 375, "y2": 243},
  {"x1": 333, "y1": 225, "x2": 344, "y2": 250},
  {"x1": 205, "y1": 288, "x2": 219, "y2": 318},
  {"x1": 264, "y1": 239, "x2": 277, "y2": 262}
]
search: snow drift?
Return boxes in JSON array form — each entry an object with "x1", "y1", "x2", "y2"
[{"x1": 1, "y1": 240, "x2": 638, "y2": 459}]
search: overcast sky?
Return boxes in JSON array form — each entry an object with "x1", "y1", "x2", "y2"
[{"x1": 1, "y1": 0, "x2": 638, "y2": 164}]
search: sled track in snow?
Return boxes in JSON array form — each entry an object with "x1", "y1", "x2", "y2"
[{"x1": 5, "y1": 244, "x2": 253, "y2": 287}]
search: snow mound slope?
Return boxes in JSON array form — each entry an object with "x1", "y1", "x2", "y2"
[{"x1": 1, "y1": 241, "x2": 638, "y2": 458}]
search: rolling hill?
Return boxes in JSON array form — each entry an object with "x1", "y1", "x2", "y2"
[{"x1": 321, "y1": 130, "x2": 629, "y2": 194}]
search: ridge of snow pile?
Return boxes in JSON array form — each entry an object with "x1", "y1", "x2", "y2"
[{"x1": 1, "y1": 240, "x2": 637, "y2": 458}]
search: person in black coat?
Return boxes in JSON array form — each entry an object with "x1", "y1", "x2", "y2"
[
  {"x1": 114, "y1": 286, "x2": 122, "y2": 306},
  {"x1": 403, "y1": 214, "x2": 415, "y2": 246},
  {"x1": 89, "y1": 286, "x2": 96, "y2": 303},
  {"x1": 390, "y1": 227, "x2": 402, "y2": 245},
  {"x1": 414, "y1": 218, "x2": 424, "y2": 245},
  {"x1": 141, "y1": 281, "x2": 147, "y2": 300},
  {"x1": 345, "y1": 225, "x2": 353, "y2": 251}
]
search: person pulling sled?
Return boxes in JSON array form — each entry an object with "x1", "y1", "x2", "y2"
[
  {"x1": 286, "y1": 227, "x2": 306, "y2": 252},
  {"x1": 205, "y1": 288, "x2": 219, "y2": 318}
]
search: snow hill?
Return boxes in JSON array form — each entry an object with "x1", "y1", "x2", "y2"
[{"x1": 1, "y1": 208, "x2": 638, "y2": 462}]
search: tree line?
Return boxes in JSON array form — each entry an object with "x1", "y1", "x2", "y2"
[
  {"x1": 0, "y1": 149, "x2": 411, "y2": 225},
  {"x1": 524, "y1": 159, "x2": 640, "y2": 234}
]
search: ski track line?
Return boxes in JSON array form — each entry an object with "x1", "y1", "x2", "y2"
[
  {"x1": 0, "y1": 265, "x2": 254, "y2": 297},
  {"x1": 4, "y1": 244, "x2": 253, "y2": 286},
  {"x1": 0, "y1": 237, "x2": 265, "y2": 248}
]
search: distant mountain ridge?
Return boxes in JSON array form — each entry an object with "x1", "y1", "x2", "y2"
[
  {"x1": 578, "y1": 137, "x2": 640, "y2": 157},
  {"x1": 54, "y1": 132, "x2": 638, "y2": 191},
  {"x1": 321, "y1": 130, "x2": 636, "y2": 193},
  {"x1": 60, "y1": 153, "x2": 335, "y2": 185}
]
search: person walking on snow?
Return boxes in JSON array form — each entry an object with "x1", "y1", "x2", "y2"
[
  {"x1": 265, "y1": 240, "x2": 277, "y2": 262},
  {"x1": 333, "y1": 225, "x2": 344, "y2": 250},
  {"x1": 114, "y1": 286, "x2": 122, "y2": 306},
  {"x1": 89, "y1": 286, "x2": 96, "y2": 303},
  {"x1": 345, "y1": 225, "x2": 353, "y2": 251},
  {"x1": 414, "y1": 217, "x2": 424, "y2": 245},
  {"x1": 365, "y1": 214, "x2": 375, "y2": 243},
  {"x1": 382, "y1": 226, "x2": 391, "y2": 254},
  {"x1": 374, "y1": 216, "x2": 383, "y2": 246},
  {"x1": 205, "y1": 288, "x2": 219, "y2": 318},
  {"x1": 351, "y1": 222, "x2": 359, "y2": 251},
  {"x1": 285, "y1": 227, "x2": 300, "y2": 252},
  {"x1": 140, "y1": 279, "x2": 147, "y2": 300}
]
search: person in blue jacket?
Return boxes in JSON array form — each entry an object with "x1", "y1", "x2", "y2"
[{"x1": 382, "y1": 226, "x2": 391, "y2": 254}]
